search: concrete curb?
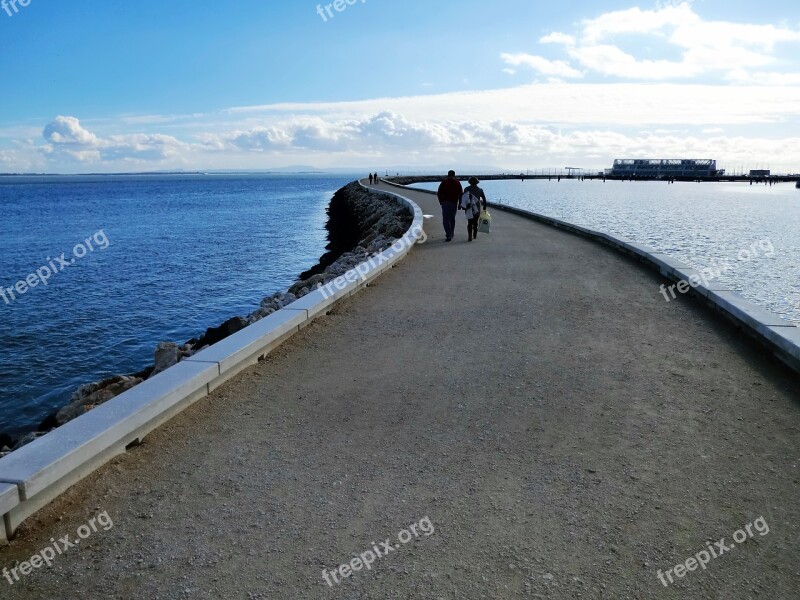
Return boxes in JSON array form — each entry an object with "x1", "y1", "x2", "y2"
[
  {"x1": 0, "y1": 181, "x2": 425, "y2": 543},
  {"x1": 390, "y1": 180, "x2": 800, "y2": 374},
  {"x1": 0, "y1": 483, "x2": 19, "y2": 544}
]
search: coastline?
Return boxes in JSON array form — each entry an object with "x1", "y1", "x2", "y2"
[
  {"x1": 1, "y1": 181, "x2": 796, "y2": 597},
  {"x1": 0, "y1": 181, "x2": 412, "y2": 456}
]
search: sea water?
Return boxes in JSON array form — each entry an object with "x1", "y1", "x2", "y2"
[{"x1": 0, "y1": 173, "x2": 356, "y2": 437}]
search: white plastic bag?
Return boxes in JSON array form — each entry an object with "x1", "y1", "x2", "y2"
[{"x1": 478, "y1": 209, "x2": 491, "y2": 233}]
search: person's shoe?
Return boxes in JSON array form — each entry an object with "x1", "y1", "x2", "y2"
[
  {"x1": 468, "y1": 235, "x2": 472, "y2": 241},
  {"x1": 445, "y1": 237, "x2": 452, "y2": 242}
]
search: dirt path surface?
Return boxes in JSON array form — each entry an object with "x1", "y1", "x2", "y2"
[{"x1": 1, "y1": 181, "x2": 798, "y2": 599}]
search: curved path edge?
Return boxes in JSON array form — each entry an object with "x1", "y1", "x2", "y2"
[
  {"x1": 0, "y1": 181, "x2": 425, "y2": 544},
  {"x1": 384, "y1": 179, "x2": 800, "y2": 374}
]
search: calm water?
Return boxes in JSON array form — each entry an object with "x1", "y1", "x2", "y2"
[
  {"x1": 417, "y1": 179, "x2": 800, "y2": 324},
  {"x1": 0, "y1": 173, "x2": 356, "y2": 437}
]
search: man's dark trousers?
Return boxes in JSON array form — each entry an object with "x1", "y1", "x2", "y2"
[{"x1": 441, "y1": 202, "x2": 457, "y2": 240}]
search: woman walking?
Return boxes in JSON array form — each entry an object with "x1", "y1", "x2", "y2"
[{"x1": 460, "y1": 177, "x2": 487, "y2": 241}]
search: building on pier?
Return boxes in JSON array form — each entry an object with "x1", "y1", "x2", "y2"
[{"x1": 610, "y1": 159, "x2": 721, "y2": 178}]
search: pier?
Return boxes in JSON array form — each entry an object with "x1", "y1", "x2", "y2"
[
  {"x1": 387, "y1": 173, "x2": 800, "y2": 184},
  {"x1": 0, "y1": 181, "x2": 798, "y2": 598}
]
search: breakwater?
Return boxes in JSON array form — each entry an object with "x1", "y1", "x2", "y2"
[
  {"x1": 387, "y1": 174, "x2": 800, "y2": 185},
  {"x1": 0, "y1": 182, "x2": 412, "y2": 456}
]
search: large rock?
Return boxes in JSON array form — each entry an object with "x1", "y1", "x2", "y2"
[
  {"x1": 191, "y1": 316, "x2": 247, "y2": 350},
  {"x1": 0, "y1": 432, "x2": 13, "y2": 449},
  {"x1": 55, "y1": 375, "x2": 144, "y2": 425},
  {"x1": 151, "y1": 342, "x2": 182, "y2": 377},
  {"x1": 12, "y1": 431, "x2": 45, "y2": 451},
  {"x1": 288, "y1": 273, "x2": 326, "y2": 297},
  {"x1": 246, "y1": 291, "x2": 304, "y2": 324}
]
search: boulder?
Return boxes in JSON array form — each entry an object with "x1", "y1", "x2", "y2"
[
  {"x1": 12, "y1": 431, "x2": 46, "y2": 451},
  {"x1": 55, "y1": 375, "x2": 144, "y2": 425},
  {"x1": 288, "y1": 274, "x2": 325, "y2": 297},
  {"x1": 0, "y1": 432, "x2": 13, "y2": 449},
  {"x1": 276, "y1": 292, "x2": 297, "y2": 308},
  {"x1": 191, "y1": 316, "x2": 247, "y2": 350},
  {"x1": 37, "y1": 412, "x2": 60, "y2": 432},
  {"x1": 151, "y1": 342, "x2": 182, "y2": 376}
]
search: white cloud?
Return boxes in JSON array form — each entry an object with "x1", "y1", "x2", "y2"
[
  {"x1": 567, "y1": 45, "x2": 694, "y2": 79},
  {"x1": 223, "y1": 126, "x2": 293, "y2": 151},
  {"x1": 581, "y1": 3, "x2": 698, "y2": 43},
  {"x1": 40, "y1": 116, "x2": 189, "y2": 164},
  {"x1": 102, "y1": 133, "x2": 185, "y2": 161},
  {"x1": 6, "y1": 75, "x2": 800, "y2": 172},
  {"x1": 3, "y1": 103, "x2": 800, "y2": 173},
  {"x1": 501, "y1": 52, "x2": 583, "y2": 78},
  {"x1": 228, "y1": 83, "x2": 800, "y2": 127},
  {"x1": 669, "y1": 20, "x2": 800, "y2": 53},
  {"x1": 522, "y1": 2, "x2": 800, "y2": 81},
  {"x1": 540, "y1": 32, "x2": 575, "y2": 46},
  {"x1": 0, "y1": 145, "x2": 46, "y2": 173},
  {"x1": 43, "y1": 116, "x2": 98, "y2": 145},
  {"x1": 205, "y1": 113, "x2": 455, "y2": 154}
]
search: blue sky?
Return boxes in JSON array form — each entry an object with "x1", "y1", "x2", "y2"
[{"x1": 1, "y1": 0, "x2": 799, "y2": 173}]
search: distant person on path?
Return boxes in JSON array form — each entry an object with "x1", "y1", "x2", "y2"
[
  {"x1": 437, "y1": 170, "x2": 463, "y2": 242},
  {"x1": 369, "y1": 173, "x2": 373, "y2": 185},
  {"x1": 374, "y1": 173, "x2": 379, "y2": 185},
  {"x1": 460, "y1": 176, "x2": 487, "y2": 241}
]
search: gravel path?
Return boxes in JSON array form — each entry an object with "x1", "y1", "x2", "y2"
[{"x1": 1, "y1": 180, "x2": 798, "y2": 599}]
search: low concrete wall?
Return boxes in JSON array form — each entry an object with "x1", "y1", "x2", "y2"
[
  {"x1": 388, "y1": 180, "x2": 800, "y2": 374},
  {"x1": 0, "y1": 181, "x2": 424, "y2": 543},
  {"x1": 0, "y1": 483, "x2": 19, "y2": 544}
]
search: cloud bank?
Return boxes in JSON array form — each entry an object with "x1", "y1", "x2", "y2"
[{"x1": 1, "y1": 3, "x2": 799, "y2": 173}]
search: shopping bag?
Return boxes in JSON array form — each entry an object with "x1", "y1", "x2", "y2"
[{"x1": 478, "y1": 209, "x2": 491, "y2": 233}]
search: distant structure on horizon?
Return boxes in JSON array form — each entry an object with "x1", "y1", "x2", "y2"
[{"x1": 610, "y1": 159, "x2": 722, "y2": 178}]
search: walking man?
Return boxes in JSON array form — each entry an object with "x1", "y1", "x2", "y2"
[{"x1": 437, "y1": 170, "x2": 462, "y2": 242}]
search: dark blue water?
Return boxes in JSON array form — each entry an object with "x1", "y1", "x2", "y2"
[{"x1": 0, "y1": 173, "x2": 355, "y2": 438}]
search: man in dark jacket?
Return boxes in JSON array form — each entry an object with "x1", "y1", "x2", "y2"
[{"x1": 437, "y1": 170, "x2": 463, "y2": 242}]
